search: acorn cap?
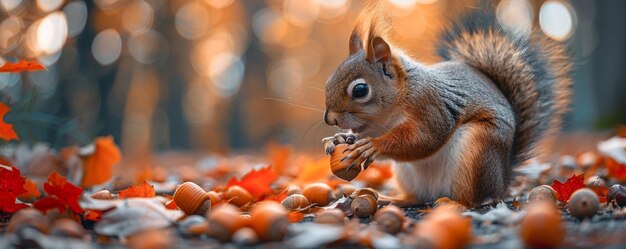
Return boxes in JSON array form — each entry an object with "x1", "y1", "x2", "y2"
[
  {"x1": 351, "y1": 188, "x2": 379, "y2": 200},
  {"x1": 527, "y1": 185, "x2": 557, "y2": 203},
  {"x1": 173, "y1": 182, "x2": 211, "y2": 215}
]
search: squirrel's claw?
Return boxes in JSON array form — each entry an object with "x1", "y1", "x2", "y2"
[
  {"x1": 343, "y1": 137, "x2": 378, "y2": 170},
  {"x1": 322, "y1": 132, "x2": 357, "y2": 155}
]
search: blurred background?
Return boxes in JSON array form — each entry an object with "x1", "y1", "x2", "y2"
[{"x1": 0, "y1": 0, "x2": 624, "y2": 156}]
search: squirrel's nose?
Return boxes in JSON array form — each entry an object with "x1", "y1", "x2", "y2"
[{"x1": 324, "y1": 110, "x2": 338, "y2": 126}]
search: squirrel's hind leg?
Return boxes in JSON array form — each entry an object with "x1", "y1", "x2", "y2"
[{"x1": 378, "y1": 194, "x2": 422, "y2": 207}]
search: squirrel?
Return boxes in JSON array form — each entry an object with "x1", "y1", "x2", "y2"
[{"x1": 321, "y1": 2, "x2": 572, "y2": 207}]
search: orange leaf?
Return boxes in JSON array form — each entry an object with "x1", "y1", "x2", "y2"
[
  {"x1": 0, "y1": 103, "x2": 19, "y2": 141},
  {"x1": 606, "y1": 157, "x2": 626, "y2": 182},
  {"x1": 225, "y1": 166, "x2": 278, "y2": 200},
  {"x1": 118, "y1": 181, "x2": 155, "y2": 198},
  {"x1": 81, "y1": 136, "x2": 122, "y2": 187},
  {"x1": 355, "y1": 161, "x2": 393, "y2": 187},
  {"x1": 264, "y1": 189, "x2": 289, "y2": 203},
  {"x1": 552, "y1": 174, "x2": 585, "y2": 202},
  {"x1": 165, "y1": 199, "x2": 178, "y2": 210},
  {"x1": 0, "y1": 60, "x2": 45, "y2": 72},
  {"x1": 267, "y1": 143, "x2": 292, "y2": 175},
  {"x1": 288, "y1": 211, "x2": 305, "y2": 223},
  {"x1": 19, "y1": 177, "x2": 41, "y2": 199},
  {"x1": 85, "y1": 210, "x2": 102, "y2": 221},
  {"x1": 294, "y1": 158, "x2": 331, "y2": 186}
]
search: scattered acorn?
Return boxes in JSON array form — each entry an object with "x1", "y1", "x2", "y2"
[
  {"x1": 92, "y1": 190, "x2": 115, "y2": 200},
  {"x1": 232, "y1": 227, "x2": 259, "y2": 245},
  {"x1": 206, "y1": 204, "x2": 248, "y2": 242},
  {"x1": 303, "y1": 183, "x2": 334, "y2": 206},
  {"x1": 128, "y1": 229, "x2": 172, "y2": 249},
  {"x1": 173, "y1": 182, "x2": 211, "y2": 216},
  {"x1": 314, "y1": 209, "x2": 346, "y2": 224},
  {"x1": 49, "y1": 219, "x2": 89, "y2": 240},
  {"x1": 249, "y1": 201, "x2": 289, "y2": 241},
  {"x1": 330, "y1": 144, "x2": 361, "y2": 181},
  {"x1": 520, "y1": 201, "x2": 564, "y2": 249},
  {"x1": 568, "y1": 188, "x2": 600, "y2": 220},
  {"x1": 224, "y1": 185, "x2": 254, "y2": 207},
  {"x1": 414, "y1": 204, "x2": 472, "y2": 249},
  {"x1": 528, "y1": 185, "x2": 557, "y2": 203},
  {"x1": 281, "y1": 194, "x2": 310, "y2": 210},
  {"x1": 6, "y1": 208, "x2": 50, "y2": 234},
  {"x1": 351, "y1": 194, "x2": 378, "y2": 218},
  {"x1": 375, "y1": 205, "x2": 405, "y2": 234},
  {"x1": 206, "y1": 191, "x2": 222, "y2": 206},
  {"x1": 608, "y1": 184, "x2": 626, "y2": 207}
]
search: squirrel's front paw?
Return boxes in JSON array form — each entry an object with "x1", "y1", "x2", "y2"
[
  {"x1": 342, "y1": 137, "x2": 379, "y2": 170},
  {"x1": 322, "y1": 132, "x2": 357, "y2": 155}
]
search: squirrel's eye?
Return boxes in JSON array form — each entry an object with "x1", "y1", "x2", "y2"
[{"x1": 352, "y1": 83, "x2": 369, "y2": 99}]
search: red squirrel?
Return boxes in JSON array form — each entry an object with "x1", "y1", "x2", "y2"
[{"x1": 322, "y1": 3, "x2": 571, "y2": 207}]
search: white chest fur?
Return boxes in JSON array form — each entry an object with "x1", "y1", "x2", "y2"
[{"x1": 393, "y1": 124, "x2": 472, "y2": 203}]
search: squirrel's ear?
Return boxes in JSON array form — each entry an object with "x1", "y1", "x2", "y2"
[
  {"x1": 349, "y1": 30, "x2": 364, "y2": 55},
  {"x1": 367, "y1": 36, "x2": 391, "y2": 64}
]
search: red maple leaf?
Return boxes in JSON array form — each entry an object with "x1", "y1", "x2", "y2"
[
  {"x1": 84, "y1": 210, "x2": 102, "y2": 221},
  {"x1": 226, "y1": 166, "x2": 279, "y2": 200},
  {"x1": 0, "y1": 161, "x2": 29, "y2": 213},
  {"x1": 552, "y1": 174, "x2": 585, "y2": 202},
  {"x1": 118, "y1": 181, "x2": 155, "y2": 198},
  {"x1": 33, "y1": 172, "x2": 84, "y2": 214},
  {"x1": 0, "y1": 103, "x2": 19, "y2": 141},
  {"x1": 0, "y1": 60, "x2": 46, "y2": 73}
]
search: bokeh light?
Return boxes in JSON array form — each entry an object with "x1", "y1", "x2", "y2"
[
  {"x1": 283, "y1": 0, "x2": 320, "y2": 27},
  {"x1": 92, "y1": 29, "x2": 122, "y2": 65},
  {"x1": 252, "y1": 8, "x2": 288, "y2": 45},
  {"x1": 205, "y1": 0, "x2": 235, "y2": 9},
  {"x1": 36, "y1": 12, "x2": 69, "y2": 55},
  {"x1": 175, "y1": 2, "x2": 210, "y2": 40},
  {"x1": 0, "y1": 17, "x2": 22, "y2": 52},
  {"x1": 540, "y1": 1, "x2": 576, "y2": 41},
  {"x1": 128, "y1": 30, "x2": 168, "y2": 64},
  {"x1": 496, "y1": 0, "x2": 533, "y2": 39},
  {"x1": 183, "y1": 81, "x2": 216, "y2": 127},
  {"x1": 318, "y1": 0, "x2": 349, "y2": 21},
  {"x1": 0, "y1": 0, "x2": 22, "y2": 12},
  {"x1": 63, "y1": 1, "x2": 88, "y2": 38},
  {"x1": 36, "y1": 0, "x2": 63, "y2": 12},
  {"x1": 122, "y1": 0, "x2": 154, "y2": 35}
]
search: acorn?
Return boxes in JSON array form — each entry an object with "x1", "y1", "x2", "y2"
[
  {"x1": 414, "y1": 204, "x2": 472, "y2": 249},
  {"x1": 206, "y1": 191, "x2": 222, "y2": 206},
  {"x1": 128, "y1": 229, "x2": 171, "y2": 249},
  {"x1": 286, "y1": 185, "x2": 302, "y2": 195},
  {"x1": 351, "y1": 188, "x2": 379, "y2": 200},
  {"x1": 92, "y1": 190, "x2": 115, "y2": 200},
  {"x1": 330, "y1": 144, "x2": 361, "y2": 181},
  {"x1": 528, "y1": 185, "x2": 557, "y2": 203},
  {"x1": 249, "y1": 201, "x2": 289, "y2": 241},
  {"x1": 608, "y1": 184, "x2": 626, "y2": 207},
  {"x1": 281, "y1": 194, "x2": 310, "y2": 210},
  {"x1": 315, "y1": 209, "x2": 346, "y2": 224},
  {"x1": 374, "y1": 205, "x2": 405, "y2": 234},
  {"x1": 206, "y1": 204, "x2": 247, "y2": 242},
  {"x1": 232, "y1": 227, "x2": 259, "y2": 245},
  {"x1": 520, "y1": 201, "x2": 564, "y2": 249},
  {"x1": 568, "y1": 188, "x2": 599, "y2": 220},
  {"x1": 303, "y1": 183, "x2": 334, "y2": 206},
  {"x1": 351, "y1": 194, "x2": 378, "y2": 218},
  {"x1": 335, "y1": 184, "x2": 357, "y2": 197},
  {"x1": 6, "y1": 208, "x2": 50, "y2": 234},
  {"x1": 49, "y1": 218, "x2": 88, "y2": 240},
  {"x1": 173, "y1": 182, "x2": 211, "y2": 216},
  {"x1": 224, "y1": 185, "x2": 254, "y2": 207}
]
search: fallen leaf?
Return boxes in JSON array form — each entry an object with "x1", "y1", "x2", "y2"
[
  {"x1": 0, "y1": 60, "x2": 46, "y2": 72},
  {"x1": 226, "y1": 166, "x2": 278, "y2": 200},
  {"x1": 0, "y1": 103, "x2": 19, "y2": 141},
  {"x1": 81, "y1": 136, "x2": 122, "y2": 187},
  {"x1": 0, "y1": 162, "x2": 29, "y2": 213},
  {"x1": 287, "y1": 223, "x2": 345, "y2": 249},
  {"x1": 606, "y1": 158, "x2": 626, "y2": 182},
  {"x1": 267, "y1": 143, "x2": 292, "y2": 175},
  {"x1": 355, "y1": 161, "x2": 393, "y2": 187},
  {"x1": 119, "y1": 181, "x2": 155, "y2": 198},
  {"x1": 19, "y1": 177, "x2": 41, "y2": 199},
  {"x1": 95, "y1": 205, "x2": 174, "y2": 237},
  {"x1": 264, "y1": 188, "x2": 289, "y2": 203},
  {"x1": 85, "y1": 210, "x2": 103, "y2": 221},
  {"x1": 33, "y1": 171, "x2": 84, "y2": 214},
  {"x1": 294, "y1": 158, "x2": 331, "y2": 186},
  {"x1": 165, "y1": 199, "x2": 177, "y2": 210},
  {"x1": 552, "y1": 174, "x2": 585, "y2": 202},
  {"x1": 289, "y1": 211, "x2": 305, "y2": 223}
]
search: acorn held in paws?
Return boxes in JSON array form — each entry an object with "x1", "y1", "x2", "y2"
[{"x1": 330, "y1": 144, "x2": 361, "y2": 181}]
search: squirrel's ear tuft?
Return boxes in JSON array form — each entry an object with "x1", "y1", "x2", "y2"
[
  {"x1": 367, "y1": 36, "x2": 391, "y2": 64},
  {"x1": 349, "y1": 29, "x2": 364, "y2": 55}
]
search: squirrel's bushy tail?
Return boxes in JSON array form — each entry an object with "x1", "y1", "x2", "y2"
[{"x1": 437, "y1": 9, "x2": 572, "y2": 165}]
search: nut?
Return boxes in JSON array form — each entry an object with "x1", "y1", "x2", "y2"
[
  {"x1": 206, "y1": 204, "x2": 247, "y2": 242},
  {"x1": 173, "y1": 182, "x2": 211, "y2": 215},
  {"x1": 92, "y1": 190, "x2": 115, "y2": 200},
  {"x1": 330, "y1": 144, "x2": 361, "y2": 181},
  {"x1": 568, "y1": 188, "x2": 599, "y2": 220},
  {"x1": 314, "y1": 209, "x2": 346, "y2": 224},
  {"x1": 608, "y1": 184, "x2": 626, "y2": 207},
  {"x1": 303, "y1": 183, "x2": 334, "y2": 207},
  {"x1": 281, "y1": 194, "x2": 310, "y2": 210},
  {"x1": 527, "y1": 185, "x2": 557, "y2": 203},
  {"x1": 6, "y1": 208, "x2": 49, "y2": 234},
  {"x1": 374, "y1": 205, "x2": 405, "y2": 234},
  {"x1": 249, "y1": 201, "x2": 289, "y2": 241},
  {"x1": 224, "y1": 185, "x2": 253, "y2": 207},
  {"x1": 351, "y1": 194, "x2": 378, "y2": 218},
  {"x1": 520, "y1": 201, "x2": 564, "y2": 248},
  {"x1": 351, "y1": 188, "x2": 379, "y2": 200}
]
